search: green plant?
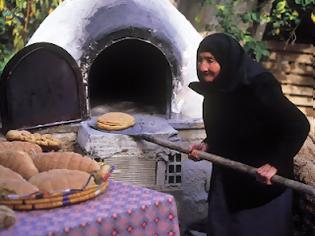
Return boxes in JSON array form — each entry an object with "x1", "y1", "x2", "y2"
[
  {"x1": 0, "y1": 0, "x2": 63, "y2": 74},
  {"x1": 268, "y1": 0, "x2": 299, "y2": 41},
  {"x1": 200, "y1": 0, "x2": 314, "y2": 61},
  {"x1": 200, "y1": 0, "x2": 269, "y2": 61},
  {"x1": 268, "y1": 0, "x2": 314, "y2": 41}
]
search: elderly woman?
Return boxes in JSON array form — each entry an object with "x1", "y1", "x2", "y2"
[{"x1": 188, "y1": 33, "x2": 310, "y2": 236}]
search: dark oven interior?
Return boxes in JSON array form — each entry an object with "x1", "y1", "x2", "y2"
[{"x1": 88, "y1": 39, "x2": 173, "y2": 117}]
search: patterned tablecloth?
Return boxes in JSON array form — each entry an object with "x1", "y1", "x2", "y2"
[{"x1": 1, "y1": 180, "x2": 180, "y2": 236}]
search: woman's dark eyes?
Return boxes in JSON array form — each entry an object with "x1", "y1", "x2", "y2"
[{"x1": 198, "y1": 58, "x2": 215, "y2": 63}]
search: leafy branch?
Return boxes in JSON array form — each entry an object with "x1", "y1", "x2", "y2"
[
  {"x1": 199, "y1": 0, "x2": 314, "y2": 61},
  {"x1": 0, "y1": 0, "x2": 63, "y2": 73}
]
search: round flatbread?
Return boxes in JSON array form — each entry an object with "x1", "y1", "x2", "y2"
[{"x1": 96, "y1": 112, "x2": 135, "y2": 131}]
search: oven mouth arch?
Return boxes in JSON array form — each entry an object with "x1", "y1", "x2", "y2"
[{"x1": 81, "y1": 27, "x2": 180, "y2": 118}]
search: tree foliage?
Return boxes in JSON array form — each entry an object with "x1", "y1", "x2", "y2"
[
  {"x1": 198, "y1": 0, "x2": 315, "y2": 61},
  {"x1": 0, "y1": 0, "x2": 63, "y2": 73}
]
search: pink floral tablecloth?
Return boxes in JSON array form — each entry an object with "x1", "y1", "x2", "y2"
[{"x1": 1, "y1": 180, "x2": 180, "y2": 236}]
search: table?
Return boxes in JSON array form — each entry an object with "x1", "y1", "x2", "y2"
[{"x1": 1, "y1": 180, "x2": 180, "y2": 236}]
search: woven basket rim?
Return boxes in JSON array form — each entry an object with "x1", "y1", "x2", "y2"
[
  {"x1": 0, "y1": 181, "x2": 109, "y2": 210},
  {"x1": 0, "y1": 165, "x2": 113, "y2": 210}
]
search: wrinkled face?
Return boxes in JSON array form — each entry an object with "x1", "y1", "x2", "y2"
[{"x1": 197, "y1": 52, "x2": 221, "y2": 82}]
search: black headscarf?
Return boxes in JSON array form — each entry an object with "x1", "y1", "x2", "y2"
[{"x1": 190, "y1": 33, "x2": 270, "y2": 93}]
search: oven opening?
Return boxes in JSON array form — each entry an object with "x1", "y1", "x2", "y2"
[{"x1": 88, "y1": 39, "x2": 172, "y2": 117}]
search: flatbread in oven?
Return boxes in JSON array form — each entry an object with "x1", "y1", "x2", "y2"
[{"x1": 96, "y1": 112, "x2": 135, "y2": 131}]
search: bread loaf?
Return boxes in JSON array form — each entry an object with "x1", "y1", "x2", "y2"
[
  {"x1": 0, "y1": 141, "x2": 42, "y2": 155},
  {"x1": 6, "y1": 130, "x2": 35, "y2": 142},
  {"x1": 33, "y1": 133, "x2": 61, "y2": 151},
  {"x1": 0, "y1": 178, "x2": 39, "y2": 195},
  {"x1": 0, "y1": 165, "x2": 24, "y2": 181},
  {"x1": 0, "y1": 205, "x2": 16, "y2": 230},
  {"x1": 6, "y1": 130, "x2": 61, "y2": 151},
  {"x1": 33, "y1": 152, "x2": 100, "y2": 173},
  {"x1": 0, "y1": 151, "x2": 39, "y2": 179},
  {"x1": 29, "y1": 169, "x2": 95, "y2": 192}
]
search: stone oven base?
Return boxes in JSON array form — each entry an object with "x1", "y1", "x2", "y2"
[
  {"x1": 77, "y1": 114, "x2": 181, "y2": 189},
  {"x1": 77, "y1": 114, "x2": 179, "y2": 159}
]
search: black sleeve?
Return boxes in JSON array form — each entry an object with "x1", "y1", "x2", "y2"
[
  {"x1": 202, "y1": 99, "x2": 211, "y2": 146},
  {"x1": 252, "y1": 74, "x2": 310, "y2": 176}
]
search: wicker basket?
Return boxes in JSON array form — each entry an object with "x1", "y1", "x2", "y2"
[{"x1": 0, "y1": 166, "x2": 113, "y2": 211}]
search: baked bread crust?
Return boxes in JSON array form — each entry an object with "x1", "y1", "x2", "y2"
[
  {"x1": 33, "y1": 152, "x2": 100, "y2": 173},
  {"x1": 6, "y1": 130, "x2": 61, "y2": 151},
  {"x1": 0, "y1": 151, "x2": 39, "y2": 180},
  {"x1": 0, "y1": 178, "x2": 39, "y2": 195},
  {"x1": 96, "y1": 112, "x2": 135, "y2": 131},
  {"x1": 0, "y1": 165, "x2": 25, "y2": 181},
  {"x1": 29, "y1": 169, "x2": 95, "y2": 192},
  {"x1": 0, "y1": 141, "x2": 42, "y2": 154}
]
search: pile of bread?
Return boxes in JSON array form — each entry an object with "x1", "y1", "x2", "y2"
[
  {"x1": 0, "y1": 141, "x2": 110, "y2": 196},
  {"x1": 5, "y1": 130, "x2": 62, "y2": 151}
]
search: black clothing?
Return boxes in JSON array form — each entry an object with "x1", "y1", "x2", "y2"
[
  {"x1": 208, "y1": 169, "x2": 293, "y2": 236},
  {"x1": 196, "y1": 33, "x2": 269, "y2": 92},
  {"x1": 190, "y1": 72, "x2": 309, "y2": 210},
  {"x1": 189, "y1": 33, "x2": 310, "y2": 212}
]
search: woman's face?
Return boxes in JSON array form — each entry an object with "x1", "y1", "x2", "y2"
[{"x1": 197, "y1": 52, "x2": 221, "y2": 82}]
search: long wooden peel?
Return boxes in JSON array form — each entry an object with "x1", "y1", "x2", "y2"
[{"x1": 140, "y1": 134, "x2": 315, "y2": 197}]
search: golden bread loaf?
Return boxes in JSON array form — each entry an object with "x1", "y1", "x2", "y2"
[
  {"x1": 0, "y1": 178, "x2": 39, "y2": 195},
  {"x1": 0, "y1": 151, "x2": 39, "y2": 180},
  {"x1": 29, "y1": 169, "x2": 95, "y2": 192},
  {"x1": 96, "y1": 112, "x2": 135, "y2": 131},
  {"x1": 0, "y1": 165, "x2": 24, "y2": 181},
  {"x1": 6, "y1": 130, "x2": 61, "y2": 151},
  {"x1": 32, "y1": 152, "x2": 100, "y2": 173},
  {"x1": 0, "y1": 141, "x2": 42, "y2": 155},
  {"x1": 0, "y1": 205, "x2": 16, "y2": 230},
  {"x1": 5, "y1": 130, "x2": 34, "y2": 142}
]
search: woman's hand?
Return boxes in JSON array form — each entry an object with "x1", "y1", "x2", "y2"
[
  {"x1": 256, "y1": 164, "x2": 277, "y2": 185},
  {"x1": 188, "y1": 142, "x2": 208, "y2": 161}
]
